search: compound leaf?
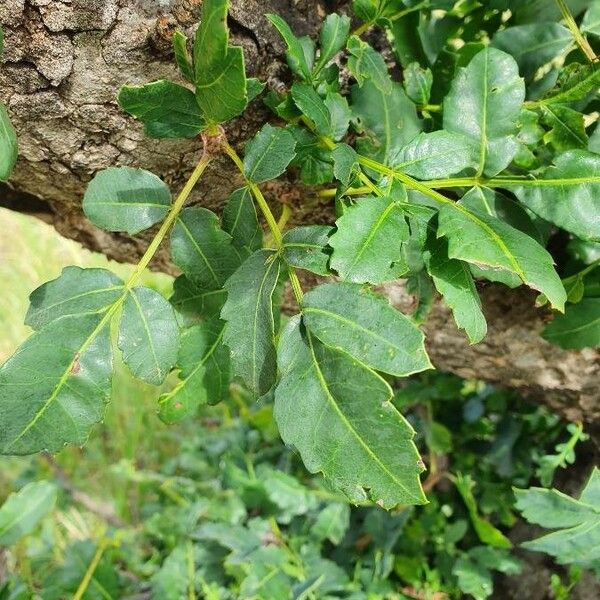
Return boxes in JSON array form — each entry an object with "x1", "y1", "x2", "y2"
[
  {"x1": 118, "y1": 80, "x2": 205, "y2": 139},
  {"x1": 118, "y1": 287, "x2": 180, "y2": 386},
  {"x1": 302, "y1": 282, "x2": 432, "y2": 376},
  {"x1": 83, "y1": 167, "x2": 171, "y2": 235},
  {"x1": 443, "y1": 47, "x2": 525, "y2": 177},
  {"x1": 221, "y1": 250, "x2": 282, "y2": 397},
  {"x1": 274, "y1": 316, "x2": 426, "y2": 508},
  {"x1": 329, "y1": 195, "x2": 409, "y2": 284}
]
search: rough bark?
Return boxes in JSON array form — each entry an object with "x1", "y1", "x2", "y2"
[{"x1": 1, "y1": 1, "x2": 598, "y2": 431}]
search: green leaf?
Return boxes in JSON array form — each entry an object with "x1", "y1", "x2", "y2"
[
  {"x1": 291, "y1": 83, "x2": 332, "y2": 137},
  {"x1": 455, "y1": 473, "x2": 512, "y2": 549},
  {"x1": 274, "y1": 316, "x2": 426, "y2": 508},
  {"x1": 542, "y1": 298, "x2": 600, "y2": 349},
  {"x1": 443, "y1": 47, "x2": 525, "y2": 177},
  {"x1": 267, "y1": 14, "x2": 312, "y2": 81},
  {"x1": 508, "y1": 150, "x2": 600, "y2": 241},
  {"x1": 196, "y1": 46, "x2": 247, "y2": 124},
  {"x1": 404, "y1": 62, "x2": 433, "y2": 106},
  {"x1": 347, "y1": 36, "x2": 392, "y2": 94},
  {"x1": 221, "y1": 250, "x2": 282, "y2": 397},
  {"x1": 352, "y1": 79, "x2": 422, "y2": 166},
  {"x1": 158, "y1": 320, "x2": 228, "y2": 422},
  {"x1": 425, "y1": 236, "x2": 487, "y2": 344},
  {"x1": 315, "y1": 14, "x2": 351, "y2": 73},
  {"x1": 289, "y1": 127, "x2": 334, "y2": 185},
  {"x1": 243, "y1": 124, "x2": 297, "y2": 183},
  {"x1": 170, "y1": 276, "x2": 227, "y2": 325},
  {"x1": 515, "y1": 468, "x2": 600, "y2": 569},
  {"x1": 171, "y1": 207, "x2": 240, "y2": 290},
  {"x1": 329, "y1": 195, "x2": 409, "y2": 284},
  {"x1": 324, "y1": 92, "x2": 351, "y2": 141},
  {"x1": 222, "y1": 187, "x2": 262, "y2": 254},
  {"x1": 25, "y1": 266, "x2": 124, "y2": 330},
  {"x1": 453, "y1": 556, "x2": 494, "y2": 600},
  {"x1": 582, "y1": 3, "x2": 600, "y2": 37},
  {"x1": 0, "y1": 102, "x2": 17, "y2": 182},
  {"x1": 118, "y1": 80, "x2": 205, "y2": 139},
  {"x1": 313, "y1": 504, "x2": 350, "y2": 547},
  {"x1": 395, "y1": 131, "x2": 477, "y2": 179},
  {"x1": 193, "y1": 0, "x2": 247, "y2": 123},
  {"x1": 541, "y1": 104, "x2": 588, "y2": 151},
  {"x1": 538, "y1": 63, "x2": 600, "y2": 106},
  {"x1": 437, "y1": 194, "x2": 566, "y2": 311},
  {"x1": 118, "y1": 287, "x2": 180, "y2": 386},
  {"x1": 0, "y1": 315, "x2": 112, "y2": 455},
  {"x1": 0, "y1": 481, "x2": 57, "y2": 546},
  {"x1": 172, "y1": 31, "x2": 194, "y2": 82},
  {"x1": 83, "y1": 166, "x2": 171, "y2": 235},
  {"x1": 302, "y1": 282, "x2": 432, "y2": 376},
  {"x1": 492, "y1": 24, "x2": 572, "y2": 85},
  {"x1": 282, "y1": 225, "x2": 333, "y2": 276},
  {"x1": 332, "y1": 143, "x2": 358, "y2": 186}
]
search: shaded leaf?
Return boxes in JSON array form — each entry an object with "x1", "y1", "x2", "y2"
[
  {"x1": 243, "y1": 124, "x2": 297, "y2": 183},
  {"x1": 324, "y1": 92, "x2": 351, "y2": 141},
  {"x1": 312, "y1": 503, "x2": 350, "y2": 545},
  {"x1": 283, "y1": 225, "x2": 333, "y2": 276},
  {"x1": 171, "y1": 207, "x2": 240, "y2": 290},
  {"x1": 267, "y1": 14, "x2": 312, "y2": 80},
  {"x1": 302, "y1": 282, "x2": 431, "y2": 376},
  {"x1": 0, "y1": 103, "x2": 17, "y2": 182},
  {"x1": 119, "y1": 287, "x2": 180, "y2": 386},
  {"x1": 291, "y1": 83, "x2": 332, "y2": 137},
  {"x1": 221, "y1": 250, "x2": 282, "y2": 397},
  {"x1": 118, "y1": 80, "x2": 205, "y2": 139},
  {"x1": 83, "y1": 167, "x2": 171, "y2": 235},
  {"x1": 222, "y1": 187, "x2": 263, "y2": 254},
  {"x1": 404, "y1": 62, "x2": 433, "y2": 105},
  {"x1": 347, "y1": 36, "x2": 392, "y2": 94},
  {"x1": 352, "y1": 79, "x2": 422, "y2": 166},
  {"x1": 515, "y1": 468, "x2": 600, "y2": 569},
  {"x1": 172, "y1": 31, "x2": 194, "y2": 82},
  {"x1": 170, "y1": 276, "x2": 227, "y2": 325},
  {"x1": 582, "y1": 3, "x2": 600, "y2": 37},
  {"x1": 274, "y1": 316, "x2": 426, "y2": 508},
  {"x1": 332, "y1": 143, "x2": 358, "y2": 186},
  {"x1": 542, "y1": 298, "x2": 600, "y2": 349},
  {"x1": 541, "y1": 104, "x2": 588, "y2": 151},
  {"x1": 425, "y1": 236, "x2": 487, "y2": 344},
  {"x1": 0, "y1": 481, "x2": 57, "y2": 546}
]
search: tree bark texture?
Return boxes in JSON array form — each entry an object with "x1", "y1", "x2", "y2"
[{"x1": 0, "y1": 0, "x2": 598, "y2": 432}]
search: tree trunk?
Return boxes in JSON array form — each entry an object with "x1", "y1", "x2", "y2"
[{"x1": 1, "y1": 1, "x2": 598, "y2": 432}]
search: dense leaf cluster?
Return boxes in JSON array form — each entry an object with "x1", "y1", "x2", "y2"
[{"x1": 0, "y1": 0, "x2": 599, "y2": 511}]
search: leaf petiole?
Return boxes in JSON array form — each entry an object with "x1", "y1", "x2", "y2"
[{"x1": 221, "y1": 140, "x2": 305, "y2": 303}]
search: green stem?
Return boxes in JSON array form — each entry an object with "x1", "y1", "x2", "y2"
[
  {"x1": 221, "y1": 141, "x2": 304, "y2": 304},
  {"x1": 73, "y1": 537, "x2": 111, "y2": 600},
  {"x1": 556, "y1": 0, "x2": 597, "y2": 62}
]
